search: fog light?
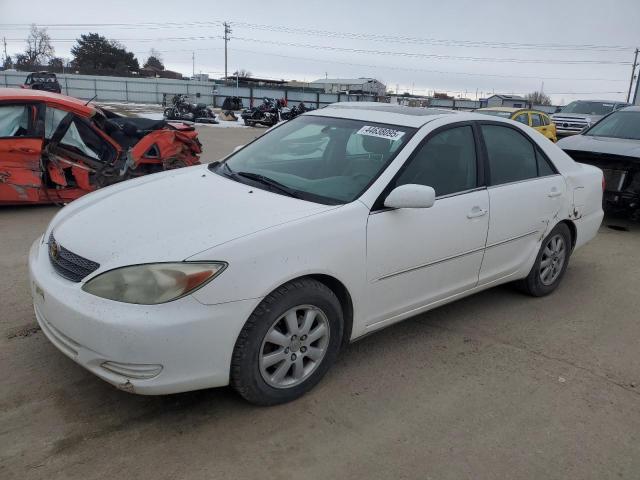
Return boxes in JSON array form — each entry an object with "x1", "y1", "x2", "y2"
[{"x1": 101, "y1": 361, "x2": 163, "y2": 379}]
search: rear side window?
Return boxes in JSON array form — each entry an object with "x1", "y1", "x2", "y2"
[
  {"x1": 536, "y1": 148, "x2": 556, "y2": 176},
  {"x1": 481, "y1": 125, "x2": 538, "y2": 185},
  {"x1": 395, "y1": 126, "x2": 477, "y2": 197},
  {"x1": 531, "y1": 114, "x2": 543, "y2": 127}
]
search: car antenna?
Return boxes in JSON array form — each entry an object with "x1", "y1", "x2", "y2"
[{"x1": 84, "y1": 95, "x2": 97, "y2": 106}]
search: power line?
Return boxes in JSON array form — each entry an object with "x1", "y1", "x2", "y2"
[
  {"x1": 4, "y1": 34, "x2": 631, "y2": 65},
  {"x1": 228, "y1": 46, "x2": 629, "y2": 82},
  {"x1": 0, "y1": 20, "x2": 634, "y2": 52}
]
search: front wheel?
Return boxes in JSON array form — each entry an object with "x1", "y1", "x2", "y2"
[
  {"x1": 519, "y1": 223, "x2": 572, "y2": 297},
  {"x1": 231, "y1": 279, "x2": 344, "y2": 405}
]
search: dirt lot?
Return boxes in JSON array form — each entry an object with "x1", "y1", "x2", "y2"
[{"x1": 1, "y1": 125, "x2": 640, "y2": 480}]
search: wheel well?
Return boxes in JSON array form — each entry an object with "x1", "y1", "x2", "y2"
[
  {"x1": 559, "y1": 219, "x2": 577, "y2": 250},
  {"x1": 305, "y1": 274, "x2": 354, "y2": 349}
]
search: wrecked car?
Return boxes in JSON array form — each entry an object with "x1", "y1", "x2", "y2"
[
  {"x1": 0, "y1": 89, "x2": 201, "y2": 205},
  {"x1": 558, "y1": 106, "x2": 640, "y2": 218},
  {"x1": 21, "y1": 72, "x2": 62, "y2": 94}
]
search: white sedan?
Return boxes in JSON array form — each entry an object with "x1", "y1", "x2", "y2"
[{"x1": 29, "y1": 103, "x2": 604, "y2": 405}]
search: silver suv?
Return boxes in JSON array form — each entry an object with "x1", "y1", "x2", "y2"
[{"x1": 552, "y1": 100, "x2": 630, "y2": 137}]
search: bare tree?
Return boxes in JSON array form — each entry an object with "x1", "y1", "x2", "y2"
[
  {"x1": 525, "y1": 91, "x2": 552, "y2": 106},
  {"x1": 232, "y1": 69, "x2": 252, "y2": 78},
  {"x1": 24, "y1": 24, "x2": 55, "y2": 67}
]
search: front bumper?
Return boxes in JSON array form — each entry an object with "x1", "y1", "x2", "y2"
[{"x1": 28, "y1": 236, "x2": 259, "y2": 395}]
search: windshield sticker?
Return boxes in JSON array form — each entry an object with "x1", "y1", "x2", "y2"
[{"x1": 356, "y1": 125, "x2": 405, "y2": 141}]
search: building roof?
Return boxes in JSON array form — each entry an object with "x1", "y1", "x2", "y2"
[
  {"x1": 488, "y1": 94, "x2": 526, "y2": 101},
  {"x1": 310, "y1": 78, "x2": 380, "y2": 84}
]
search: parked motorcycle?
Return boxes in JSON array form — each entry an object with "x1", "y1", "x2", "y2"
[
  {"x1": 163, "y1": 94, "x2": 218, "y2": 124},
  {"x1": 241, "y1": 97, "x2": 285, "y2": 127},
  {"x1": 280, "y1": 102, "x2": 315, "y2": 121}
]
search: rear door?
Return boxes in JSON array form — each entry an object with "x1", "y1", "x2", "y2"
[
  {"x1": 0, "y1": 102, "x2": 45, "y2": 204},
  {"x1": 477, "y1": 123, "x2": 565, "y2": 284}
]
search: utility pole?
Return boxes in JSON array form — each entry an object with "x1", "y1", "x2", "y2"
[
  {"x1": 223, "y1": 22, "x2": 232, "y2": 84},
  {"x1": 2, "y1": 37, "x2": 7, "y2": 66},
  {"x1": 192, "y1": 51, "x2": 195, "y2": 78},
  {"x1": 627, "y1": 48, "x2": 639, "y2": 103}
]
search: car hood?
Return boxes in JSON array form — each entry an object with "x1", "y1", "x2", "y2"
[
  {"x1": 557, "y1": 134, "x2": 640, "y2": 158},
  {"x1": 51, "y1": 165, "x2": 338, "y2": 269}
]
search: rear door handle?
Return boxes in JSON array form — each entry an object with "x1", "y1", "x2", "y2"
[{"x1": 467, "y1": 207, "x2": 488, "y2": 219}]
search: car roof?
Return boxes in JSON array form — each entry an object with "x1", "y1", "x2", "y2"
[
  {"x1": 0, "y1": 88, "x2": 95, "y2": 116},
  {"x1": 571, "y1": 99, "x2": 629, "y2": 104},
  {"x1": 306, "y1": 102, "x2": 456, "y2": 127}
]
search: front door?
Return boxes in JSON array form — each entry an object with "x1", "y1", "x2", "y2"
[
  {"x1": 365, "y1": 124, "x2": 489, "y2": 329},
  {"x1": 0, "y1": 103, "x2": 44, "y2": 204}
]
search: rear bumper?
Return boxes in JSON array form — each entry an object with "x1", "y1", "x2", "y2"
[{"x1": 28, "y1": 236, "x2": 260, "y2": 395}]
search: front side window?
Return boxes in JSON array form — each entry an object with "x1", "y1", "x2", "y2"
[
  {"x1": 481, "y1": 125, "x2": 538, "y2": 185},
  {"x1": 0, "y1": 105, "x2": 31, "y2": 137},
  {"x1": 394, "y1": 126, "x2": 477, "y2": 197},
  {"x1": 218, "y1": 116, "x2": 415, "y2": 204}
]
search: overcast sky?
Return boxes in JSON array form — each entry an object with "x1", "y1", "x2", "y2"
[{"x1": 2, "y1": 0, "x2": 639, "y2": 104}]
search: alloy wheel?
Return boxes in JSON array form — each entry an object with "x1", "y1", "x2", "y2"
[
  {"x1": 539, "y1": 234, "x2": 566, "y2": 286},
  {"x1": 259, "y1": 305, "x2": 330, "y2": 389}
]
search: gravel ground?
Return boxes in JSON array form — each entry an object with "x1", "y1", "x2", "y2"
[{"x1": 1, "y1": 126, "x2": 640, "y2": 480}]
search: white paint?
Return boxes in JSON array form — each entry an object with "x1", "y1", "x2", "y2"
[{"x1": 29, "y1": 104, "x2": 604, "y2": 396}]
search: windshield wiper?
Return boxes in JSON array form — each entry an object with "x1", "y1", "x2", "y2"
[
  {"x1": 234, "y1": 171, "x2": 303, "y2": 199},
  {"x1": 215, "y1": 162, "x2": 302, "y2": 199}
]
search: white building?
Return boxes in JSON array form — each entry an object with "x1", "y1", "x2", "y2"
[{"x1": 310, "y1": 77, "x2": 386, "y2": 97}]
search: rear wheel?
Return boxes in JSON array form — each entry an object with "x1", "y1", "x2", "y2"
[
  {"x1": 519, "y1": 223, "x2": 572, "y2": 296},
  {"x1": 231, "y1": 279, "x2": 343, "y2": 405}
]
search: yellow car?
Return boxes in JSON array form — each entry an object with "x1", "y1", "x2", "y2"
[{"x1": 476, "y1": 107, "x2": 558, "y2": 142}]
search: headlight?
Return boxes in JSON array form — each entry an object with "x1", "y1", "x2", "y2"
[{"x1": 82, "y1": 262, "x2": 226, "y2": 304}]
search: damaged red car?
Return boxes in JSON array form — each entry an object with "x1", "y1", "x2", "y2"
[{"x1": 0, "y1": 89, "x2": 201, "y2": 205}]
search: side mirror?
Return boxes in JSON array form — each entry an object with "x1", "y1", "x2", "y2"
[
  {"x1": 384, "y1": 184, "x2": 436, "y2": 209},
  {"x1": 233, "y1": 145, "x2": 245, "y2": 153}
]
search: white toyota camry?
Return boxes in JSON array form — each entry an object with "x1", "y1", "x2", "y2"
[{"x1": 29, "y1": 103, "x2": 604, "y2": 405}]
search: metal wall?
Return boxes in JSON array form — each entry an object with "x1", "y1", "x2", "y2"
[{"x1": 0, "y1": 71, "x2": 377, "y2": 108}]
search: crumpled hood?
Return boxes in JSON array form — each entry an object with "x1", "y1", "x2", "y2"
[
  {"x1": 50, "y1": 165, "x2": 337, "y2": 269},
  {"x1": 558, "y1": 134, "x2": 640, "y2": 159}
]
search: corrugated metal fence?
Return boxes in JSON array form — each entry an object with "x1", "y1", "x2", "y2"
[{"x1": 0, "y1": 71, "x2": 377, "y2": 108}]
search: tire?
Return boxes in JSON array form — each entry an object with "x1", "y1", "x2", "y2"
[
  {"x1": 519, "y1": 223, "x2": 572, "y2": 297},
  {"x1": 231, "y1": 278, "x2": 344, "y2": 406}
]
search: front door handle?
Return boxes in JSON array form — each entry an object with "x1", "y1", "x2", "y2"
[
  {"x1": 548, "y1": 188, "x2": 562, "y2": 198},
  {"x1": 467, "y1": 206, "x2": 488, "y2": 219}
]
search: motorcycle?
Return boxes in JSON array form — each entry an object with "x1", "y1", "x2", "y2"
[
  {"x1": 280, "y1": 102, "x2": 315, "y2": 121},
  {"x1": 163, "y1": 94, "x2": 218, "y2": 124},
  {"x1": 240, "y1": 97, "x2": 285, "y2": 127}
]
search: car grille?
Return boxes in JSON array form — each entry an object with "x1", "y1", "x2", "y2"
[
  {"x1": 551, "y1": 115, "x2": 590, "y2": 133},
  {"x1": 48, "y1": 233, "x2": 100, "y2": 282}
]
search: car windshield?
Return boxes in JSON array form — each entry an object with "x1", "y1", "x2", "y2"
[
  {"x1": 560, "y1": 101, "x2": 615, "y2": 115},
  {"x1": 584, "y1": 110, "x2": 640, "y2": 140},
  {"x1": 477, "y1": 110, "x2": 513, "y2": 118},
  {"x1": 213, "y1": 115, "x2": 415, "y2": 204}
]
